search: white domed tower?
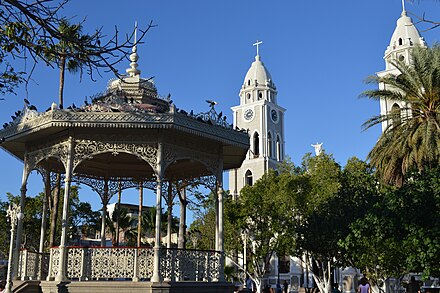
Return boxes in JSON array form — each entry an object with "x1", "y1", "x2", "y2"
[
  {"x1": 378, "y1": 3, "x2": 427, "y2": 132},
  {"x1": 229, "y1": 41, "x2": 286, "y2": 199}
]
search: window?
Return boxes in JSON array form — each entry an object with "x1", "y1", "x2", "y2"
[
  {"x1": 268, "y1": 132, "x2": 273, "y2": 158},
  {"x1": 391, "y1": 103, "x2": 401, "y2": 126},
  {"x1": 248, "y1": 80, "x2": 251, "y2": 86},
  {"x1": 245, "y1": 170, "x2": 253, "y2": 186},
  {"x1": 398, "y1": 38, "x2": 403, "y2": 46},
  {"x1": 258, "y1": 92, "x2": 263, "y2": 99},
  {"x1": 276, "y1": 135, "x2": 281, "y2": 161},
  {"x1": 253, "y1": 132, "x2": 260, "y2": 157}
]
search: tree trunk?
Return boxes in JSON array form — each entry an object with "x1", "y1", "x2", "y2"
[
  {"x1": 58, "y1": 55, "x2": 66, "y2": 108},
  {"x1": 49, "y1": 173, "x2": 61, "y2": 247},
  {"x1": 178, "y1": 187, "x2": 186, "y2": 249}
]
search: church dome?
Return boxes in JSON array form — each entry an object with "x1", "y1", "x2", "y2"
[
  {"x1": 243, "y1": 55, "x2": 274, "y2": 88},
  {"x1": 386, "y1": 10, "x2": 426, "y2": 54}
]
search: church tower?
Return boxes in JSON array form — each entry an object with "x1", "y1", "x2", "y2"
[
  {"x1": 377, "y1": 3, "x2": 426, "y2": 132},
  {"x1": 229, "y1": 42, "x2": 286, "y2": 198}
]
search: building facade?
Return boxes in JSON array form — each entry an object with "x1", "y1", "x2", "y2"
[
  {"x1": 228, "y1": 45, "x2": 308, "y2": 291},
  {"x1": 377, "y1": 5, "x2": 426, "y2": 132},
  {"x1": 229, "y1": 49, "x2": 286, "y2": 198}
]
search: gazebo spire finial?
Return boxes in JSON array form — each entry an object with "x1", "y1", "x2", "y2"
[
  {"x1": 401, "y1": 0, "x2": 406, "y2": 15},
  {"x1": 126, "y1": 21, "x2": 141, "y2": 77}
]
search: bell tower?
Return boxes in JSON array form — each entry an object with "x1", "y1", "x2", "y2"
[
  {"x1": 377, "y1": 2, "x2": 426, "y2": 132},
  {"x1": 229, "y1": 41, "x2": 286, "y2": 198}
]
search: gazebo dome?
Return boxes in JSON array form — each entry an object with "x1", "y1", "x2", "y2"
[{"x1": 243, "y1": 55, "x2": 274, "y2": 88}]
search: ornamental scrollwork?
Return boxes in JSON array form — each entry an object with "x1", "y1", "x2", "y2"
[
  {"x1": 73, "y1": 139, "x2": 157, "y2": 171},
  {"x1": 26, "y1": 141, "x2": 70, "y2": 172}
]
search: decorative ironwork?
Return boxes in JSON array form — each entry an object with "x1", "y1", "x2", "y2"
[
  {"x1": 73, "y1": 139, "x2": 157, "y2": 171},
  {"x1": 46, "y1": 247, "x2": 221, "y2": 282},
  {"x1": 26, "y1": 141, "x2": 70, "y2": 171},
  {"x1": 160, "y1": 248, "x2": 222, "y2": 282},
  {"x1": 18, "y1": 250, "x2": 49, "y2": 280}
]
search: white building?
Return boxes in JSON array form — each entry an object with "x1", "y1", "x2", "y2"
[
  {"x1": 377, "y1": 4, "x2": 426, "y2": 132},
  {"x1": 229, "y1": 43, "x2": 307, "y2": 291}
]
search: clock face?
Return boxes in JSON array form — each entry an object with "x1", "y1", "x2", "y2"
[
  {"x1": 271, "y1": 109, "x2": 278, "y2": 122},
  {"x1": 244, "y1": 109, "x2": 254, "y2": 121}
]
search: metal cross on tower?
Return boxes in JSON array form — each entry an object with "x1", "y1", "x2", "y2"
[{"x1": 253, "y1": 40, "x2": 262, "y2": 56}]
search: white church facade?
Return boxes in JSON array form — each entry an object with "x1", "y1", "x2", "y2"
[{"x1": 228, "y1": 42, "x2": 306, "y2": 291}]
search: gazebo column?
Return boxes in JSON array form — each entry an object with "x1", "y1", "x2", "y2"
[
  {"x1": 55, "y1": 138, "x2": 74, "y2": 282},
  {"x1": 151, "y1": 142, "x2": 164, "y2": 283},
  {"x1": 166, "y1": 182, "x2": 173, "y2": 249},
  {"x1": 13, "y1": 156, "x2": 29, "y2": 280},
  {"x1": 137, "y1": 181, "x2": 143, "y2": 247},
  {"x1": 216, "y1": 157, "x2": 225, "y2": 282},
  {"x1": 100, "y1": 179, "x2": 109, "y2": 247}
]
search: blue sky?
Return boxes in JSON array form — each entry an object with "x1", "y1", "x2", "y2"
[{"x1": 1, "y1": 0, "x2": 440, "y2": 213}]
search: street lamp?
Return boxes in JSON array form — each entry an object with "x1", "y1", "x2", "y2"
[{"x1": 5, "y1": 203, "x2": 24, "y2": 293}]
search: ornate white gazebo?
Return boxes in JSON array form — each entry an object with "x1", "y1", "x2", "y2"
[{"x1": 0, "y1": 44, "x2": 249, "y2": 293}]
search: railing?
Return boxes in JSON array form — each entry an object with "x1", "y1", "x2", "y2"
[
  {"x1": 18, "y1": 249, "x2": 49, "y2": 280},
  {"x1": 47, "y1": 246, "x2": 223, "y2": 282}
]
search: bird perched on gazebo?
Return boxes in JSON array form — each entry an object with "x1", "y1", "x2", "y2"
[{"x1": 206, "y1": 100, "x2": 217, "y2": 108}]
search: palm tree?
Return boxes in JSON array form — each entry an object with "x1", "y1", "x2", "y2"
[
  {"x1": 362, "y1": 45, "x2": 440, "y2": 186},
  {"x1": 106, "y1": 207, "x2": 136, "y2": 246},
  {"x1": 45, "y1": 19, "x2": 86, "y2": 108}
]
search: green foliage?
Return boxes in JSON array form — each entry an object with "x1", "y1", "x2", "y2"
[
  {"x1": 225, "y1": 169, "x2": 297, "y2": 280},
  {"x1": 340, "y1": 167, "x2": 440, "y2": 280},
  {"x1": 362, "y1": 45, "x2": 440, "y2": 186}
]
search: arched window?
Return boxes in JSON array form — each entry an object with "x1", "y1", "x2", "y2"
[
  {"x1": 248, "y1": 80, "x2": 251, "y2": 86},
  {"x1": 245, "y1": 170, "x2": 253, "y2": 186},
  {"x1": 268, "y1": 132, "x2": 273, "y2": 158},
  {"x1": 253, "y1": 132, "x2": 260, "y2": 158},
  {"x1": 276, "y1": 135, "x2": 281, "y2": 161},
  {"x1": 398, "y1": 38, "x2": 403, "y2": 46},
  {"x1": 258, "y1": 92, "x2": 263, "y2": 100},
  {"x1": 391, "y1": 103, "x2": 401, "y2": 126},
  {"x1": 246, "y1": 93, "x2": 251, "y2": 100}
]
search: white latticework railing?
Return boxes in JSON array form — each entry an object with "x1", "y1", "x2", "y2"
[
  {"x1": 46, "y1": 246, "x2": 223, "y2": 282},
  {"x1": 18, "y1": 249, "x2": 49, "y2": 280}
]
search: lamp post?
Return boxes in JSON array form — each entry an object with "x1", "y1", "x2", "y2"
[{"x1": 5, "y1": 203, "x2": 24, "y2": 293}]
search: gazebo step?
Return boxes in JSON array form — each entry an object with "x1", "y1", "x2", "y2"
[{"x1": 39, "y1": 281, "x2": 235, "y2": 293}]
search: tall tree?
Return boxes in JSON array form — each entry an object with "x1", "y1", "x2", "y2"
[
  {"x1": 44, "y1": 19, "x2": 84, "y2": 108},
  {"x1": 225, "y1": 170, "x2": 297, "y2": 292},
  {"x1": 362, "y1": 45, "x2": 440, "y2": 186}
]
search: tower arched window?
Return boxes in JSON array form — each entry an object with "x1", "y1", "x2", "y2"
[
  {"x1": 398, "y1": 38, "x2": 403, "y2": 46},
  {"x1": 248, "y1": 80, "x2": 251, "y2": 86},
  {"x1": 253, "y1": 132, "x2": 260, "y2": 158},
  {"x1": 245, "y1": 170, "x2": 253, "y2": 186},
  {"x1": 276, "y1": 135, "x2": 281, "y2": 161},
  {"x1": 268, "y1": 132, "x2": 273, "y2": 158},
  {"x1": 258, "y1": 92, "x2": 263, "y2": 100},
  {"x1": 391, "y1": 103, "x2": 401, "y2": 126}
]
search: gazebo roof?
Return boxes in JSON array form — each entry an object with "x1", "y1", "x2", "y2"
[{"x1": 0, "y1": 44, "x2": 249, "y2": 181}]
